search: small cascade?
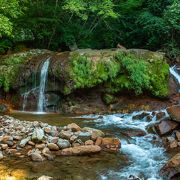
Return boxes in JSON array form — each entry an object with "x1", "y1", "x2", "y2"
[
  {"x1": 37, "y1": 58, "x2": 50, "y2": 112},
  {"x1": 170, "y1": 66, "x2": 180, "y2": 85},
  {"x1": 22, "y1": 87, "x2": 38, "y2": 111}
]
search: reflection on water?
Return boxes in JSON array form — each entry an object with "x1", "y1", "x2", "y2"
[{"x1": 0, "y1": 111, "x2": 168, "y2": 179}]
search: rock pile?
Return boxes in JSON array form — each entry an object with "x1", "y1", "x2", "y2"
[{"x1": 0, "y1": 116, "x2": 120, "y2": 162}]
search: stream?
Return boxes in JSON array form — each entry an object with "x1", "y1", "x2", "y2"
[{"x1": 0, "y1": 111, "x2": 170, "y2": 180}]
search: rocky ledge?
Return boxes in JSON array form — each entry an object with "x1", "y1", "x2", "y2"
[{"x1": 0, "y1": 116, "x2": 120, "y2": 162}]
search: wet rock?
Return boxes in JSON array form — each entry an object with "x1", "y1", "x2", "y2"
[
  {"x1": 67, "y1": 123, "x2": 81, "y2": 132},
  {"x1": 156, "y1": 111, "x2": 166, "y2": 120},
  {"x1": 31, "y1": 152, "x2": 44, "y2": 162},
  {"x1": 146, "y1": 115, "x2": 153, "y2": 122},
  {"x1": 121, "y1": 127, "x2": 146, "y2": 137},
  {"x1": 101, "y1": 138, "x2": 121, "y2": 152},
  {"x1": 48, "y1": 143, "x2": 59, "y2": 151},
  {"x1": 37, "y1": 175, "x2": 53, "y2": 180},
  {"x1": 57, "y1": 138, "x2": 71, "y2": 149},
  {"x1": 155, "y1": 120, "x2": 179, "y2": 136},
  {"x1": 32, "y1": 128, "x2": 44, "y2": 142},
  {"x1": 61, "y1": 145, "x2": 101, "y2": 155},
  {"x1": 167, "y1": 105, "x2": 180, "y2": 123},
  {"x1": 19, "y1": 137, "x2": 31, "y2": 147},
  {"x1": 132, "y1": 112, "x2": 149, "y2": 120},
  {"x1": 59, "y1": 130, "x2": 73, "y2": 140},
  {"x1": 0, "y1": 151, "x2": 3, "y2": 160},
  {"x1": 160, "y1": 153, "x2": 180, "y2": 179},
  {"x1": 85, "y1": 140, "x2": 94, "y2": 145},
  {"x1": 78, "y1": 132, "x2": 91, "y2": 142}
]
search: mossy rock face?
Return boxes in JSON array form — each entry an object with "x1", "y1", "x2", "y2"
[
  {"x1": 0, "y1": 49, "x2": 51, "y2": 92},
  {"x1": 0, "y1": 48, "x2": 170, "y2": 99}
]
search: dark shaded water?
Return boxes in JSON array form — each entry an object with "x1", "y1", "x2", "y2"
[{"x1": 0, "y1": 111, "x2": 169, "y2": 180}]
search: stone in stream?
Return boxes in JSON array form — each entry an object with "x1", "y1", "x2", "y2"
[
  {"x1": 35, "y1": 143, "x2": 46, "y2": 150},
  {"x1": 155, "y1": 120, "x2": 179, "y2": 136},
  {"x1": 61, "y1": 145, "x2": 101, "y2": 155},
  {"x1": 167, "y1": 105, "x2": 180, "y2": 123},
  {"x1": 57, "y1": 138, "x2": 71, "y2": 149},
  {"x1": 156, "y1": 111, "x2": 166, "y2": 120},
  {"x1": 31, "y1": 128, "x2": 44, "y2": 142},
  {"x1": 101, "y1": 138, "x2": 121, "y2": 152},
  {"x1": 160, "y1": 153, "x2": 180, "y2": 179},
  {"x1": 132, "y1": 112, "x2": 150, "y2": 120}
]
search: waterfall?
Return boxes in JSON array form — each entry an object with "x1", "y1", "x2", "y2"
[
  {"x1": 170, "y1": 66, "x2": 180, "y2": 85},
  {"x1": 37, "y1": 58, "x2": 50, "y2": 112}
]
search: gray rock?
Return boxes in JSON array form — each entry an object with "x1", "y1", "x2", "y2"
[
  {"x1": 32, "y1": 128, "x2": 44, "y2": 142},
  {"x1": 78, "y1": 132, "x2": 91, "y2": 142},
  {"x1": 19, "y1": 137, "x2": 31, "y2": 147},
  {"x1": 57, "y1": 138, "x2": 71, "y2": 149}
]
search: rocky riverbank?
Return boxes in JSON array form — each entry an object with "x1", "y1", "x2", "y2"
[{"x1": 0, "y1": 115, "x2": 120, "y2": 162}]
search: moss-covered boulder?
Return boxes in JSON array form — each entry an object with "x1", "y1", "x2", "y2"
[
  {"x1": 52, "y1": 49, "x2": 169, "y2": 98},
  {"x1": 0, "y1": 48, "x2": 169, "y2": 101}
]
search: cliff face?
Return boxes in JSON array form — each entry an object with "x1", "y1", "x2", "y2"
[{"x1": 0, "y1": 48, "x2": 170, "y2": 113}]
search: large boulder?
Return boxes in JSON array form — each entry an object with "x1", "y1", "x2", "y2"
[
  {"x1": 155, "y1": 120, "x2": 179, "y2": 136},
  {"x1": 61, "y1": 145, "x2": 101, "y2": 155},
  {"x1": 167, "y1": 105, "x2": 180, "y2": 123},
  {"x1": 160, "y1": 153, "x2": 180, "y2": 179}
]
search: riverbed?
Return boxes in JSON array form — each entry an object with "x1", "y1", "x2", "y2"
[{"x1": 0, "y1": 110, "x2": 170, "y2": 180}]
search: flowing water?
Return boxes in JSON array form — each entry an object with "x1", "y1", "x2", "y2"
[
  {"x1": 37, "y1": 58, "x2": 50, "y2": 112},
  {"x1": 1, "y1": 111, "x2": 170, "y2": 180},
  {"x1": 170, "y1": 66, "x2": 180, "y2": 87}
]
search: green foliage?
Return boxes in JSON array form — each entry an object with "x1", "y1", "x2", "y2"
[
  {"x1": 105, "y1": 52, "x2": 169, "y2": 97},
  {"x1": 0, "y1": 0, "x2": 22, "y2": 37},
  {"x1": 69, "y1": 52, "x2": 120, "y2": 90}
]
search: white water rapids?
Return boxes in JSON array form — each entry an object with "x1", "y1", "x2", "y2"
[{"x1": 81, "y1": 111, "x2": 168, "y2": 180}]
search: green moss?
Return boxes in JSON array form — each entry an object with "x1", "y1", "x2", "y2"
[
  {"x1": 0, "y1": 49, "x2": 49, "y2": 92},
  {"x1": 105, "y1": 51, "x2": 169, "y2": 97},
  {"x1": 69, "y1": 52, "x2": 121, "y2": 90},
  {"x1": 102, "y1": 93, "x2": 117, "y2": 105}
]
